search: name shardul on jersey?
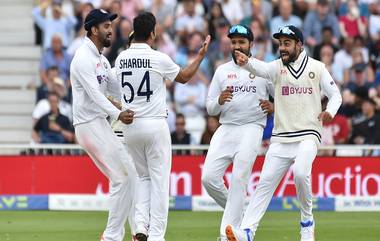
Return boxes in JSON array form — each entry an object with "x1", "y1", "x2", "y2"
[{"x1": 119, "y1": 58, "x2": 153, "y2": 69}]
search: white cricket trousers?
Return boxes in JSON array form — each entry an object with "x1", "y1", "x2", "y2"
[
  {"x1": 240, "y1": 139, "x2": 318, "y2": 236},
  {"x1": 202, "y1": 123, "x2": 263, "y2": 236},
  {"x1": 123, "y1": 118, "x2": 171, "y2": 241},
  {"x1": 75, "y1": 117, "x2": 137, "y2": 241}
]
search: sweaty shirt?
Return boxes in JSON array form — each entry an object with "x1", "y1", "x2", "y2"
[
  {"x1": 207, "y1": 60, "x2": 274, "y2": 127},
  {"x1": 115, "y1": 43, "x2": 180, "y2": 118},
  {"x1": 70, "y1": 37, "x2": 121, "y2": 125}
]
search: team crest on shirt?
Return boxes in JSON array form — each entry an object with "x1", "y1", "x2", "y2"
[
  {"x1": 309, "y1": 71, "x2": 315, "y2": 79},
  {"x1": 249, "y1": 73, "x2": 255, "y2": 79}
]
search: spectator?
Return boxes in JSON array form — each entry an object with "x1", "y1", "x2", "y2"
[
  {"x1": 149, "y1": 0, "x2": 175, "y2": 32},
  {"x1": 40, "y1": 34, "x2": 72, "y2": 86},
  {"x1": 36, "y1": 66, "x2": 60, "y2": 103},
  {"x1": 73, "y1": 2, "x2": 94, "y2": 33},
  {"x1": 155, "y1": 22, "x2": 177, "y2": 60},
  {"x1": 319, "y1": 44, "x2": 342, "y2": 85},
  {"x1": 334, "y1": 37, "x2": 355, "y2": 83},
  {"x1": 368, "y1": 2, "x2": 380, "y2": 42},
  {"x1": 241, "y1": 0, "x2": 272, "y2": 27},
  {"x1": 200, "y1": 115, "x2": 220, "y2": 145},
  {"x1": 343, "y1": 48, "x2": 375, "y2": 86},
  {"x1": 176, "y1": 32, "x2": 212, "y2": 80},
  {"x1": 323, "y1": 111, "x2": 351, "y2": 145},
  {"x1": 33, "y1": 77, "x2": 73, "y2": 123},
  {"x1": 174, "y1": 72, "x2": 207, "y2": 118},
  {"x1": 208, "y1": 35, "x2": 231, "y2": 72},
  {"x1": 344, "y1": 62, "x2": 374, "y2": 92},
  {"x1": 121, "y1": 0, "x2": 144, "y2": 22},
  {"x1": 270, "y1": 0, "x2": 302, "y2": 37},
  {"x1": 208, "y1": 18, "x2": 230, "y2": 54},
  {"x1": 207, "y1": 1, "x2": 229, "y2": 41},
  {"x1": 31, "y1": 92, "x2": 75, "y2": 144},
  {"x1": 313, "y1": 26, "x2": 339, "y2": 60},
  {"x1": 339, "y1": 0, "x2": 367, "y2": 39},
  {"x1": 32, "y1": 0, "x2": 77, "y2": 49},
  {"x1": 303, "y1": 0, "x2": 340, "y2": 49},
  {"x1": 175, "y1": 0, "x2": 206, "y2": 46},
  {"x1": 369, "y1": 39, "x2": 380, "y2": 71},
  {"x1": 171, "y1": 113, "x2": 194, "y2": 145},
  {"x1": 250, "y1": 18, "x2": 275, "y2": 62},
  {"x1": 109, "y1": 0, "x2": 126, "y2": 39},
  {"x1": 349, "y1": 97, "x2": 380, "y2": 150},
  {"x1": 106, "y1": 18, "x2": 132, "y2": 66},
  {"x1": 220, "y1": 0, "x2": 244, "y2": 25},
  {"x1": 68, "y1": 2, "x2": 94, "y2": 56}
]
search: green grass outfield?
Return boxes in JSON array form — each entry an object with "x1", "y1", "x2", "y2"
[{"x1": 0, "y1": 211, "x2": 379, "y2": 241}]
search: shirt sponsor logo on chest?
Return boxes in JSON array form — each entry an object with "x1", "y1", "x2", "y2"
[
  {"x1": 228, "y1": 85, "x2": 256, "y2": 93},
  {"x1": 281, "y1": 85, "x2": 313, "y2": 95}
]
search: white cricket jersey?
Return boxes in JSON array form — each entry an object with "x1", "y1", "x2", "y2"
[
  {"x1": 244, "y1": 50, "x2": 342, "y2": 144},
  {"x1": 70, "y1": 37, "x2": 122, "y2": 125},
  {"x1": 115, "y1": 43, "x2": 180, "y2": 118},
  {"x1": 207, "y1": 61, "x2": 274, "y2": 127}
]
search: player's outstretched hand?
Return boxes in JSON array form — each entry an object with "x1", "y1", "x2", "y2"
[
  {"x1": 198, "y1": 35, "x2": 211, "y2": 57},
  {"x1": 318, "y1": 111, "x2": 333, "y2": 122},
  {"x1": 218, "y1": 87, "x2": 233, "y2": 105},
  {"x1": 234, "y1": 50, "x2": 249, "y2": 66},
  {"x1": 259, "y1": 99, "x2": 274, "y2": 114},
  {"x1": 118, "y1": 109, "x2": 135, "y2": 124}
]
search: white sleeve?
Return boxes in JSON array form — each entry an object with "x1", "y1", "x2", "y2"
[
  {"x1": 320, "y1": 67, "x2": 342, "y2": 118},
  {"x1": 32, "y1": 100, "x2": 49, "y2": 120},
  {"x1": 244, "y1": 58, "x2": 277, "y2": 83},
  {"x1": 206, "y1": 69, "x2": 222, "y2": 116},
  {"x1": 161, "y1": 53, "x2": 180, "y2": 82},
  {"x1": 107, "y1": 67, "x2": 121, "y2": 101},
  {"x1": 73, "y1": 59, "x2": 121, "y2": 120}
]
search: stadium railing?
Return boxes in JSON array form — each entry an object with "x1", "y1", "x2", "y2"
[{"x1": 1, "y1": 144, "x2": 380, "y2": 156}]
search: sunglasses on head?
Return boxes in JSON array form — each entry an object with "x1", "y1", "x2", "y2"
[{"x1": 229, "y1": 25, "x2": 248, "y2": 35}]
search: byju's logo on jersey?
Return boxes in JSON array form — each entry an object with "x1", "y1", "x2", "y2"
[
  {"x1": 282, "y1": 86, "x2": 313, "y2": 95},
  {"x1": 97, "y1": 75, "x2": 108, "y2": 84},
  {"x1": 228, "y1": 85, "x2": 256, "y2": 93}
]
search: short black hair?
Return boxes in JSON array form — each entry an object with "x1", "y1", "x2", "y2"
[
  {"x1": 86, "y1": 24, "x2": 99, "y2": 37},
  {"x1": 133, "y1": 12, "x2": 156, "y2": 41},
  {"x1": 322, "y1": 26, "x2": 333, "y2": 33},
  {"x1": 176, "y1": 113, "x2": 185, "y2": 120}
]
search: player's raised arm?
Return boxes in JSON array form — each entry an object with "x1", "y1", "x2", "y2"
[
  {"x1": 174, "y1": 35, "x2": 211, "y2": 84},
  {"x1": 234, "y1": 50, "x2": 276, "y2": 81}
]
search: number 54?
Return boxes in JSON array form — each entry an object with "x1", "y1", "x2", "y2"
[{"x1": 121, "y1": 71, "x2": 153, "y2": 103}]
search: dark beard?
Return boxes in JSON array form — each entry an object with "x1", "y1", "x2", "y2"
[
  {"x1": 103, "y1": 39, "x2": 111, "y2": 48},
  {"x1": 280, "y1": 50, "x2": 297, "y2": 66},
  {"x1": 232, "y1": 48, "x2": 250, "y2": 64}
]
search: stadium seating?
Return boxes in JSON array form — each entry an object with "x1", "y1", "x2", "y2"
[{"x1": 0, "y1": 0, "x2": 39, "y2": 144}]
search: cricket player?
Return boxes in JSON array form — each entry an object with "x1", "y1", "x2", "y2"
[
  {"x1": 225, "y1": 25, "x2": 342, "y2": 241},
  {"x1": 70, "y1": 9, "x2": 137, "y2": 241},
  {"x1": 115, "y1": 12, "x2": 211, "y2": 241},
  {"x1": 201, "y1": 24, "x2": 274, "y2": 241}
]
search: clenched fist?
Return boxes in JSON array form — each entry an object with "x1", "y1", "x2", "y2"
[
  {"x1": 218, "y1": 87, "x2": 233, "y2": 105},
  {"x1": 118, "y1": 109, "x2": 135, "y2": 124}
]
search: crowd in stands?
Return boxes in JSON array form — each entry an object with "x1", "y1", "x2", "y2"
[{"x1": 30, "y1": 0, "x2": 380, "y2": 155}]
